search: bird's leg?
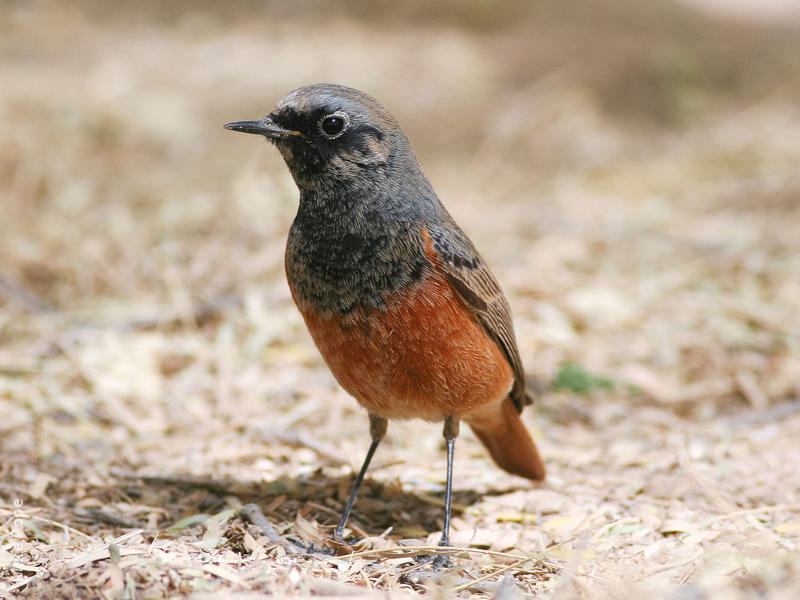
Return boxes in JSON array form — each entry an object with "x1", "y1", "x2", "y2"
[
  {"x1": 411, "y1": 415, "x2": 460, "y2": 568},
  {"x1": 439, "y1": 415, "x2": 459, "y2": 548},
  {"x1": 416, "y1": 415, "x2": 460, "y2": 569},
  {"x1": 333, "y1": 413, "x2": 387, "y2": 542}
]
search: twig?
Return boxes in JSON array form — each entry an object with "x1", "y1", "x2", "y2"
[
  {"x1": 75, "y1": 507, "x2": 141, "y2": 529},
  {"x1": 110, "y1": 468, "x2": 232, "y2": 495},
  {"x1": 723, "y1": 399, "x2": 800, "y2": 427},
  {"x1": 240, "y1": 503, "x2": 303, "y2": 555}
]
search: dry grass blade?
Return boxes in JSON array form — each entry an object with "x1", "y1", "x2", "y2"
[
  {"x1": 640, "y1": 551, "x2": 705, "y2": 579},
  {"x1": 326, "y1": 544, "x2": 565, "y2": 572},
  {"x1": 451, "y1": 557, "x2": 533, "y2": 592},
  {"x1": 67, "y1": 530, "x2": 145, "y2": 568},
  {"x1": 701, "y1": 504, "x2": 800, "y2": 527},
  {"x1": 0, "y1": 508, "x2": 95, "y2": 542}
]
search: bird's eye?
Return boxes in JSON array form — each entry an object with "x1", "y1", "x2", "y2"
[{"x1": 319, "y1": 113, "x2": 349, "y2": 138}]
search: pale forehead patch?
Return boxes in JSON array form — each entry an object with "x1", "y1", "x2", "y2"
[{"x1": 274, "y1": 87, "x2": 314, "y2": 113}]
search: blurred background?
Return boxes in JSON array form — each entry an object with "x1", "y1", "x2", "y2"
[
  {"x1": 2, "y1": 0, "x2": 800, "y2": 596},
  {"x1": 3, "y1": 0, "x2": 799, "y2": 411}
]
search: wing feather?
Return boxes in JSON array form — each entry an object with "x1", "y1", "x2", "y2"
[{"x1": 427, "y1": 223, "x2": 531, "y2": 411}]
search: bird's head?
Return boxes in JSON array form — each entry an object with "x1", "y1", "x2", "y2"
[{"x1": 225, "y1": 84, "x2": 416, "y2": 191}]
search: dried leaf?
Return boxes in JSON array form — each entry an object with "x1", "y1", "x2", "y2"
[
  {"x1": 775, "y1": 522, "x2": 800, "y2": 535},
  {"x1": 165, "y1": 514, "x2": 211, "y2": 535},
  {"x1": 20, "y1": 520, "x2": 49, "y2": 543},
  {"x1": 542, "y1": 514, "x2": 584, "y2": 534},
  {"x1": 609, "y1": 523, "x2": 644, "y2": 536},
  {"x1": 294, "y1": 512, "x2": 325, "y2": 545},
  {"x1": 547, "y1": 548, "x2": 597, "y2": 561},
  {"x1": 496, "y1": 512, "x2": 538, "y2": 524},
  {"x1": 29, "y1": 473, "x2": 56, "y2": 499},
  {"x1": 660, "y1": 520, "x2": 694, "y2": 534},
  {"x1": 0, "y1": 548, "x2": 13, "y2": 568}
]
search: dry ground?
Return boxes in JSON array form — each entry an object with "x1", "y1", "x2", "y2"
[{"x1": 2, "y1": 1, "x2": 800, "y2": 598}]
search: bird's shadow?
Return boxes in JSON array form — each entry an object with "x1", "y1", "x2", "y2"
[{"x1": 101, "y1": 468, "x2": 529, "y2": 540}]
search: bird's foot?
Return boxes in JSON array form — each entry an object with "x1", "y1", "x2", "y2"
[{"x1": 304, "y1": 541, "x2": 336, "y2": 556}]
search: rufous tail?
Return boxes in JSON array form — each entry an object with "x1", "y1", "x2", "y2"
[{"x1": 467, "y1": 397, "x2": 546, "y2": 481}]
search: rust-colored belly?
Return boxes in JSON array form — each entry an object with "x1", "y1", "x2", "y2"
[{"x1": 292, "y1": 272, "x2": 513, "y2": 421}]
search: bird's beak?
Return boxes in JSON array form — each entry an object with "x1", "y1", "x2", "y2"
[{"x1": 223, "y1": 117, "x2": 303, "y2": 140}]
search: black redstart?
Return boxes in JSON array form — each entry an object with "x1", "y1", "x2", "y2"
[{"x1": 225, "y1": 84, "x2": 544, "y2": 548}]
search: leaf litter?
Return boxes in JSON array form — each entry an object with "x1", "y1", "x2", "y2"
[{"x1": 2, "y1": 1, "x2": 800, "y2": 598}]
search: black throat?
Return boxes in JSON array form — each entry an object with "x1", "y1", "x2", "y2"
[{"x1": 285, "y1": 176, "x2": 439, "y2": 315}]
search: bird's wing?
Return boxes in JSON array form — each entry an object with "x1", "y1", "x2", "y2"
[{"x1": 425, "y1": 222, "x2": 531, "y2": 412}]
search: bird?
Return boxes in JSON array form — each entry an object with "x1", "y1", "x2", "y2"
[{"x1": 224, "y1": 84, "x2": 545, "y2": 549}]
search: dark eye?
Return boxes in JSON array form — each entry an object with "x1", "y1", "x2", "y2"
[{"x1": 319, "y1": 113, "x2": 348, "y2": 138}]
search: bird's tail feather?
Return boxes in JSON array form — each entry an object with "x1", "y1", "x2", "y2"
[{"x1": 467, "y1": 397, "x2": 546, "y2": 481}]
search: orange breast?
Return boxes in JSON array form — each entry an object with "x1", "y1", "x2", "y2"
[{"x1": 292, "y1": 271, "x2": 513, "y2": 421}]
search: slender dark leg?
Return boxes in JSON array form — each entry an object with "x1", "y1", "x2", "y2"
[
  {"x1": 439, "y1": 415, "x2": 460, "y2": 548},
  {"x1": 334, "y1": 413, "x2": 387, "y2": 541}
]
